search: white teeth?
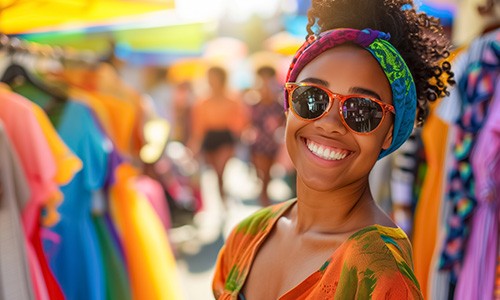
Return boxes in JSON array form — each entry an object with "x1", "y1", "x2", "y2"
[
  {"x1": 306, "y1": 140, "x2": 349, "y2": 161},
  {"x1": 318, "y1": 146, "x2": 324, "y2": 156},
  {"x1": 329, "y1": 151, "x2": 336, "y2": 160}
]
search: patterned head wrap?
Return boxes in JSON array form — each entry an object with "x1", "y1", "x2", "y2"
[{"x1": 284, "y1": 28, "x2": 417, "y2": 159}]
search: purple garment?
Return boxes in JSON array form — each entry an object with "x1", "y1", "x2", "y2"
[
  {"x1": 88, "y1": 109, "x2": 128, "y2": 268},
  {"x1": 455, "y1": 78, "x2": 500, "y2": 300}
]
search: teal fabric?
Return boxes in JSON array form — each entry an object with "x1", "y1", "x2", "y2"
[{"x1": 44, "y1": 101, "x2": 110, "y2": 300}]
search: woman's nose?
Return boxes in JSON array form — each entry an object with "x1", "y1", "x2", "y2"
[{"x1": 313, "y1": 99, "x2": 348, "y2": 135}]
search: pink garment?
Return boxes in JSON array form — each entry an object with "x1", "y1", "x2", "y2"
[
  {"x1": 135, "y1": 175, "x2": 172, "y2": 230},
  {"x1": 0, "y1": 89, "x2": 58, "y2": 300},
  {"x1": 456, "y1": 79, "x2": 500, "y2": 300}
]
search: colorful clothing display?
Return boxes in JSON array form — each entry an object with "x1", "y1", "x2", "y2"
[
  {"x1": 0, "y1": 61, "x2": 183, "y2": 300},
  {"x1": 437, "y1": 29, "x2": 500, "y2": 281},
  {"x1": 213, "y1": 200, "x2": 423, "y2": 299}
]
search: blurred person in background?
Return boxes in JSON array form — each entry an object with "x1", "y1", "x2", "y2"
[
  {"x1": 171, "y1": 80, "x2": 195, "y2": 145},
  {"x1": 246, "y1": 66, "x2": 286, "y2": 206},
  {"x1": 142, "y1": 66, "x2": 173, "y2": 122},
  {"x1": 189, "y1": 66, "x2": 249, "y2": 208}
]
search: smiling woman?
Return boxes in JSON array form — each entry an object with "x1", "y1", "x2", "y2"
[{"x1": 212, "y1": 0, "x2": 454, "y2": 299}]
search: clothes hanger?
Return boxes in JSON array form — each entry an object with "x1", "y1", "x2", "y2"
[
  {"x1": 0, "y1": 35, "x2": 67, "y2": 102},
  {"x1": 0, "y1": 63, "x2": 67, "y2": 102}
]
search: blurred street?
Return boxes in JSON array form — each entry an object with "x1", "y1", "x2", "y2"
[{"x1": 173, "y1": 155, "x2": 293, "y2": 300}]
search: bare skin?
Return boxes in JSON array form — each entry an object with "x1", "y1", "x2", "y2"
[
  {"x1": 251, "y1": 152, "x2": 275, "y2": 206},
  {"x1": 204, "y1": 144, "x2": 235, "y2": 203},
  {"x1": 242, "y1": 45, "x2": 397, "y2": 299}
]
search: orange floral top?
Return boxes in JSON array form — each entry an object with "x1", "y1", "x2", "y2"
[{"x1": 213, "y1": 199, "x2": 423, "y2": 299}]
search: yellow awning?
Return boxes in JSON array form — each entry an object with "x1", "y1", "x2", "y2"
[{"x1": 0, "y1": 0, "x2": 175, "y2": 34}]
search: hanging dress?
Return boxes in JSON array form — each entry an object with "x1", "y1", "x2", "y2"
[
  {"x1": 45, "y1": 101, "x2": 111, "y2": 300},
  {"x1": 110, "y1": 163, "x2": 183, "y2": 300},
  {"x1": 0, "y1": 120, "x2": 35, "y2": 300},
  {"x1": 0, "y1": 87, "x2": 62, "y2": 300}
]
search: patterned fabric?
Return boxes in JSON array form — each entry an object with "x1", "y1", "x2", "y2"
[
  {"x1": 284, "y1": 28, "x2": 417, "y2": 159},
  {"x1": 439, "y1": 30, "x2": 500, "y2": 281},
  {"x1": 213, "y1": 200, "x2": 423, "y2": 299},
  {"x1": 455, "y1": 77, "x2": 500, "y2": 300},
  {"x1": 249, "y1": 100, "x2": 285, "y2": 157}
]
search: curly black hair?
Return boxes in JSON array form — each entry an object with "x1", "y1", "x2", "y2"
[{"x1": 306, "y1": 0, "x2": 455, "y2": 126}]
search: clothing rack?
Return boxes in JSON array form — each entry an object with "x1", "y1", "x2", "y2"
[{"x1": 0, "y1": 32, "x2": 98, "y2": 65}]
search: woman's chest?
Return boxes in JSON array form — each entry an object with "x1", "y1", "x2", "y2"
[{"x1": 241, "y1": 230, "x2": 344, "y2": 299}]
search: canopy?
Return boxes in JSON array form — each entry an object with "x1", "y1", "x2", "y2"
[
  {"x1": 18, "y1": 21, "x2": 215, "y2": 59},
  {"x1": 0, "y1": 0, "x2": 175, "y2": 34}
]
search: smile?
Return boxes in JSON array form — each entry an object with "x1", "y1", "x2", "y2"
[{"x1": 306, "y1": 139, "x2": 350, "y2": 161}]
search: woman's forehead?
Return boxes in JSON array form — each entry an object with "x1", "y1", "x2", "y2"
[{"x1": 296, "y1": 46, "x2": 392, "y2": 100}]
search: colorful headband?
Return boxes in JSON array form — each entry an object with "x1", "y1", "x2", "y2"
[{"x1": 284, "y1": 28, "x2": 417, "y2": 159}]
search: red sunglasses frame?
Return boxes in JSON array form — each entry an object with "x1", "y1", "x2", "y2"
[{"x1": 285, "y1": 82, "x2": 395, "y2": 134}]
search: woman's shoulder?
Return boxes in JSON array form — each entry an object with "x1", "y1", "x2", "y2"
[
  {"x1": 306, "y1": 225, "x2": 423, "y2": 299},
  {"x1": 232, "y1": 200, "x2": 294, "y2": 236},
  {"x1": 342, "y1": 225, "x2": 414, "y2": 267},
  {"x1": 329, "y1": 225, "x2": 422, "y2": 298},
  {"x1": 224, "y1": 200, "x2": 296, "y2": 252}
]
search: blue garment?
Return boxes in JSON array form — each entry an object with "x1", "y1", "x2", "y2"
[{"x1": 44, "y1": 101, "x2": 111, "y2": 300}]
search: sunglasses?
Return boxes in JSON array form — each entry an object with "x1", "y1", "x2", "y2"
[{"x1": 285, "y1": 82, "x2": 395, "y2": 134}]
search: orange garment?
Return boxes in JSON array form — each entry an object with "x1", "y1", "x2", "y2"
[
  {"x1": 94, "y1": 93, "x2": 136, "y2": 156},
  {"x1": 411, "y1": 101, "x2": 449, "y2": 298},
  {"x1": 411, "y1": 47, "x2": 464, "y2": 298},
  {"x1": 31, "y1": 103, "x2": 82, "y2": 226},
  {"x1": 69, "y1": 87, "x2": 115, "y2": 142},
  {"x1": 109, "y1": 163, "x2": 182, "y2": 300},
  {"x1": 213, "y1": 200, "x2": 423, "y2": 299}
]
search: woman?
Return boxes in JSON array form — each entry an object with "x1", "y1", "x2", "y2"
[
  {"x1": 190, "y1": 66, "x2": 248, "y2": 206},
  {"x1": 212, "y1": 0, "x2": 453, "y2": 299},
  {"x1": 248, "y1": 66, "x2": 286, "y2": 207}
]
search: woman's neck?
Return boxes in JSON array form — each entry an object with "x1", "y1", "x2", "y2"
[{"x1": 292, "y1": 178, "x2": 381, "y2": 235}]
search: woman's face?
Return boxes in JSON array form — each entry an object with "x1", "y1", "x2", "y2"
[{"x1": 285, "y1": 44, "x2": 394, "y2": 191}]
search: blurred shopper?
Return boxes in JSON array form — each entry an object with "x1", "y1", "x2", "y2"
[
  {"x1": 247, "y1": 66, "x2": 285, "y2": 206},
  {"x1": 142, "y1": 66, "x2": 173, "y2": 122},
  {"x1": 171, "y1": 81, "x2": 194, "y2": 145},
  {"x1": 189, "y1": 66, "x2": 248, "y2": 207}
]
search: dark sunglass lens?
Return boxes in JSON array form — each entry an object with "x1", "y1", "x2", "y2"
[
  {"x1": 342, "y1": 97, "x2": 384, "y2": 132},
  {"x1": 291, "y1": 86, "x2": 329, "y2": 119}
]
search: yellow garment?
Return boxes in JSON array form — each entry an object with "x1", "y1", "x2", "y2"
[
  {"x1": 109, "y1": 163, "x2": 183, "y2": 300},
  {"x1": 31, "y1": 102, "x2": 82, "y2": 226}
]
